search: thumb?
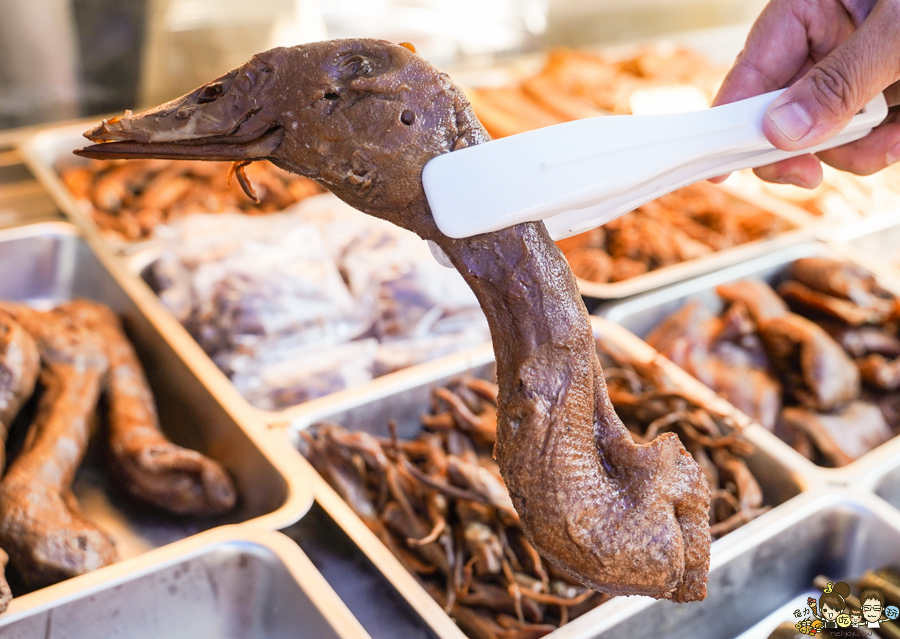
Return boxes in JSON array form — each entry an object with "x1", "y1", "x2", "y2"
[{"x1": 763, "y1": 0, "x2": 899, "y2": 151}]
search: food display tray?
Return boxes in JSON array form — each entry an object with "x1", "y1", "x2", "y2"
[
  {"x1": 276, "y1": 316, "x2": 812, "y2": 639},
  {"x1": 0, "y1": 526, "x2": 371, "y2": 639},
  {"x1": 600, "y1": 240, "x2": 900, "y2": 485},
  {"x1": 591, "y1": 490, "x2": 900, "y2": 639},
  {"x1": 0, "y1": 221, "x2": 312, "y2": 588}
]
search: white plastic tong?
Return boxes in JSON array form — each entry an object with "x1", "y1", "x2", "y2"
[{"x1": 423, "y1": 89, "x2": 889, "y2": 245}]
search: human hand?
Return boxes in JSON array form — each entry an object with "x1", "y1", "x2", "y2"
[{"x1": 711, "y1": 0, "x2": 900, "y2": 188}]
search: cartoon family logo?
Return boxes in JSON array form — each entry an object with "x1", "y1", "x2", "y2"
[{"x1": 792, "y1": 581, "x2": 900, "y2": 635}]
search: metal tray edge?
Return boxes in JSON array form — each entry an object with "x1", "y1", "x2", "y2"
[{"x1": 0, "y1": 524, "x2": 372, "y2": 639}]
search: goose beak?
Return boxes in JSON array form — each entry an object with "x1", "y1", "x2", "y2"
[{"x1": 75, "y1": 53, "x2": 285, "y2": 162}]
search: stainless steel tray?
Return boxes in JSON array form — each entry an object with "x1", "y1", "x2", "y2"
[
  {"x1": 0, "y1": 221, "x2": 312, "y2": 580},
  {"x1": 279, "y1": 316, "x2": 810, "y2": 639},
  {"x1": 0, "y1": 526, "x2": 371, "y2": 639},
  {"x1": 601, "y1": 240, "x2": 900, "y2": 485},
  {"x1": 591, "y1": 489, "x2": 900, "y2": 639}
]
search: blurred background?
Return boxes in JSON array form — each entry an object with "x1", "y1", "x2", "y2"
[{"x1": 0, "y1": 0, "x2": 767, "y2": 131}]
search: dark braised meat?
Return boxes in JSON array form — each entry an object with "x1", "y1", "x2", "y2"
[
  {"x1": 597, "y1": 347, "x2": 768, "y2": 538},
  {"x1": 77, "y1": 39, "x2": 711, "y2": 601},
  {"x1": 649, "y1": 258, "x2": 900, "y2": 468},
  {"x1": 61, "y1": 300, "x2": 236, "y2": 516},
  {"x1": 0, "y1": 300, "x2": 237, "y2": 591},
  {"x1": 57, "y1": 158, "x2": 324, "y2": 241},
  {"x1": 646, "y1": 300, "x2": 782, "y2": 431},
  {"x1": 780, "y1": 402, "x2": 891, "y2": 467},
  {"x1": 758, "y1": 313, "x2": 860, "y2": 412},
  {"x1": 0, "y1": 304, "x2": 118, "y2": 587},
  {"x1": 0, "y1": 312, "x2": 40, "y2": 473}
]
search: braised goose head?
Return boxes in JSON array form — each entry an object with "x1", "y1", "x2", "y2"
[{"x1": 78, "y1": 39, "x2": 711, "y2": 602}]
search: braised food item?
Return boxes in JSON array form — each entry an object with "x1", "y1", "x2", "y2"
[
  {"x1": 471, "y1": 47, "x2": 725, "y2": 135},
  {"x1": 62, "y1": 300, "x2": 236, "y2": 515},
  {"x1": 0, "y1": 304, "x2": 117, "y2": 587},
  {"x1": 0, "y1": 313, "x2": 41, "y2": 609},
  {"x1": 0, "y1": 300, "x2": 237, "y2": 592},
  {"x1": 562, "y1": 183, "x2": 791, "y2": 284},
  {"x1": 648, "y1": 257, "x2": 899, "y2": 467},
  {"x1": 598, "y1": 346, "x2": 768, "y2": 538},
  {"x1": 0, "y1": 313, "x2": 40, "y2": 473},
  {"x1": 57, "y1": 158, "x2": 324, "y2": 241},
  {"x1": 77, "y1": 40, "x2": 711, "y2": 601},
  {"x1": 144, "y1": 200, "x2": 489, "y2": 411}
]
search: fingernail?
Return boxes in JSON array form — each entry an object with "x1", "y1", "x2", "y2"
[
  {"x1": 888, "y1": 141, "x2": 900, "y2": 166},
  {"x1": 768, "y1": 102, "x2": 813, "y2": 142}
]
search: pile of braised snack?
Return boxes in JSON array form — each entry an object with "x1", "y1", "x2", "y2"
[
  {"x1": 300, "y1": 342, "x2": 766, "y2": 638},
  {"x1": 58, "y1": 158, "x2": 324, "y2": 241},
  {"x1": 559, "y1": 182, "x2": 792, "y2": 284},
  {"x1": 467, "y1": 47, "x2": 725, "y2": 136},
  {"x1": 647, "y1": 257, "x2": 900, "y2": 467},
  {"x1": 0, "y1": 301, "x2": 235, "y2": 609}
]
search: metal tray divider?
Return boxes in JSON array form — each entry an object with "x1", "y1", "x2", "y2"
[
  {"x1": 600, "y1": 240, "x2": 900, "y2": 487},
  {"x1": 18, "y1": 121, "x2": 155, "y2": 256},
  {"x1": 284, "y1": 344, "x2": 496, "y2": 432},
  {"x1": 596, "y1": 315, "x2": 823, "y2": 496},
  {"x1": 816, "y1": 208, "x2": 900, "y2": 244},
  {"x1": 590, "y1": 488, "x2": 900, "y2": 639},
  {"x1": 309, "y1": 466, "x2": 470, "y2": 639}
]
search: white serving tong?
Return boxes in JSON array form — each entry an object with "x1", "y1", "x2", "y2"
[{"x1": 423, "y1": 89, "x2": 888, "y2": 250}]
